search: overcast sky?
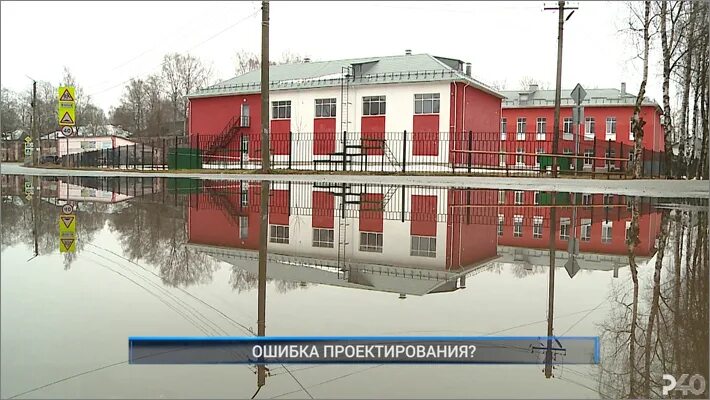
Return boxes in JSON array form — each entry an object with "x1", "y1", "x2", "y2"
[{"x1": 1, "y1": 1, "x2": 665, "y2": 112}]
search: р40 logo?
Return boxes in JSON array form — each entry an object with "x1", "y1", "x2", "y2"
[{"x1": 663, "y1": 374, "x2": 706, "y2": 396}]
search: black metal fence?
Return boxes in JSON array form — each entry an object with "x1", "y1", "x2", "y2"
[{"x1": 61, "y1": 131, "x2": 667, "y2": 178}]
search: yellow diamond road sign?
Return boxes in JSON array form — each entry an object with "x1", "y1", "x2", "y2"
[
  {"x1": 59, "y1": 109, "x2": 76, "y2": 126},
  {"x1": 59, "y1": 214, "x2": 76, "y2": 233},
  {"x1": 58, "y1": 86, "x2": 75, "y2": 102},
  {"x1": 24, "y1": 136, "x2": 32, "y2": 143}
]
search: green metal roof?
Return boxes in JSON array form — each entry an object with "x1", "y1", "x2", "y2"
[
  {"x1": 500, "y1": 87, "x2": 661, "y2": 109},
  {"x1": 188, "y1": 53, "x2": 505, "y2": 99}
]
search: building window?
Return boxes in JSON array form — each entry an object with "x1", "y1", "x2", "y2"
[
  {"x1": 535, "y1": 148, "x2": 544, "y2": 167},
  {"x1": 602, "y1": 221, "x2": 613, "y2": 243},
  {"x1": 497, "y1": 214, "x2": 504, "y2": 236},
  {"x1": 498, "y1": 190, "x2": 505, "y2": 204},
  {"x1": 411, "y1": 235, "x2": 436, "y2": 257},
  {"x1": 625, "y1": 220, "x2": 633, "y2": 242},
  {"x1": 603, "y1": 194, "x2": 614, "y2": 205},
  {"x1": 315, "y1": 98, "x2": 337, "y2": 118},
  {"x1": 501, "y1": 118, "x2": 507, "y2": 141},
  {"x1": 313, "y1": 228, "x2": 334, "y2": 248},
  {"x1": 581, "y1": 218, "x2": 592, "y2": 241},
  {"x1": 241, "y1": 135, "x2": 249, "y2": 154},
  {"x1": 414, "y1": 93, "x2": 440, "y2": 114},
  {"x1": 272, "y1": 101, "x2": 291, "y2": 119},
  {"x1": 239, "y1": 216, "x2": 249, "y2": 239},
  {"x1": 240, "y1": 188, "x2": 249, "y2": 207},
  {"x1": 516, "y1": 118, "x2": 526, "y2": 140},
  {"x1": 584, "y1": 149, "x2": 594, "y2": 167},
  {"x1": 536, "y1": 118, "x2": 546, "y2": 140},
  {"x1": 606, "y1": 117, "x2": 617, "y2": 140},
  {"x1": 363, "y1": 96, "x2": 386, "y2": 116},
  {"x1": 563, "y1": 117, "x2": 573, "y2": 140},
  {"x1": 629, "y1": 117, "x2": 635, "y2": 141},
  {"x1": 516, "y1": 148, "x2": 524, "y2": 165},
  {"x1": 584, "y1": 117, "x2": 595, "y2": 140},
  {"x1": 269, "y1": 224, "x2": 289, "y2": 244},
  {"x1": 499, "y1": 152, "x2": 506, "y2": 166},
  {"x1": 514, "y1": 190, "x2": 524, "y2": 205},
  {"x1": 533, "y1": 216, "x2": 543, "y2": 238},
  {"x1": 582, "y1": 193, "x2": 592, "y2": 205},
  {"x1": 513, "y1": 215, "x2": 523, "y2": 237},
  {"x1": 560, "y1": 218, "x2": 570, "y2": 241},
  {"x1": 360, "y1": 232, "x2": 383, "y2": 252},
  {"x1": 534, "y1": 191, "x2": 541, "y2": 205}
]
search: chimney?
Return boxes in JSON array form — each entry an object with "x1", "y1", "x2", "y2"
[
  {"x1": 465, "y1": 62, "x2": 472, "y2": 77},
  {"x1": 303, "y1": 57, "x2": 311, "y2": 63},
  {"x1": 529, "y1": 84, "x2": 539, "y2": 92},
  {"x1": 621, "y1": 82, "x2": 627, "y2": 96},
  {"x1": 405, "y1": 49, "x2": 412, "y2": 56}
]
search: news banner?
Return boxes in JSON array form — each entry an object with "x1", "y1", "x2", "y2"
[{"x1": 128, "y1": 336, "x2": 599, "y2": 365}]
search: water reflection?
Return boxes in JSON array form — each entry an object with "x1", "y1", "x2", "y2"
[{"x1": 1, "y1": 174, "x2": 707, "y2": 399}]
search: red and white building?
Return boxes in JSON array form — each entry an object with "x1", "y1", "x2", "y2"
[
  {"x1": 186, "y1": 52, "x2": 504, "y2": 169},
  {"x1": 185, "y1": 182, "x2": 661, "y2": 296},
  {"x1": 499, "y1": 84, "x2": 664, "y2": 173}
]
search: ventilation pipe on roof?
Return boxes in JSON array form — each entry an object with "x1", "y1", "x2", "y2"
[
  {"x1": 529, "y1": 84, "x2": 539, "y2": 92},
  {"x1": 405, "y1": 49, "x2": 412, "y2": 56},
  {"x1": 304, "y1": 57, "x2": 311, "y2": 63},
  {"x1": 465, "y1": 62, "x2": 471, "y2": 77},
  {"x1": 621, "y1": 82, "x2": 626, "y2": 96}
]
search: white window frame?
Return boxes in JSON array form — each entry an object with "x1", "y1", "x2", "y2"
[
  {"x1": 602, "y1": 221, "x2": 613, "y2": 243},
  {"x1": 533, "y1": 216, "x2": 543, "y2": 238},
  {"x1": 560, "y1": 218, "x2": 571, "y2": 241},
  {"x1": 584, "y1": 149, "x2": 594, "y2": 167},
  {"x1": 272, "y1": 100, "x2": 291, "y2": 120},
  {"x1": 514, "y1": 190, "x2": 524, "y2": 205},
  {"x1": 536, "y1": 117, "x2": 546, "y2": 140},
  {"x1": 625, "y1": 220, "x2": 632, "y2": 242},
  {"x1": 359, "y1": 231, "x2": 383, "y2": 252},
  {"x1": 535, "y1": 148, "x2": 544, "y2": 167},
  {"x1": 363, "y1": 96, "x2": 386, "y2": 116},
  {"x1": 516, "y1": 148, "x2": 524, "y2": 166},
  {"x1": 629, "y1": 117, "x2": 635, "y2": 141},
  {"x1": 516, "y1": 118, "x2": 526, "y2": 141},
  {"x1": 563, "y1": 117, "x2": 573, "y2": 140},
  {"x1": 581, "y1": 218, "x2": 592, "y2": 241},
  {"x1": 582, "y1": 193, "x2": 592, "y2": 205},
  {"x1": 513, "y1": 215, "x2": 523, "y2": 238},
  {"x1": 606, "y1": 117, "x2": 617, "y2": 141},
  {"x1": 534, "y1": 191, "x2": 540, "y2": 205},
  {"x1": 498, "y1": 190, "x2": 505, "y2": 205},
  {"x1": 501, "y1": 118, "x2": 507, "y2": 141},
  {"x1": 584, "y1": 117, "x2": 595, "y2": 140},
  {"x1": 315, "y1": 98, "x2": 337, "y2": 118},
  {"x1": 313, "y1": 228, "x2": 334, "y2": 248},
  {"x1": 414, "y1": 93, "x2": 440, "y2": 115},
  {"x1": 411, "y1": 235, "x2": 436, "y2": 257},
  {"x1": 497, "y1": 214, "x2": 504, "y2": 236},
  {"x1": 269, "y1": 224, "x2": 289, "y2": 244}
]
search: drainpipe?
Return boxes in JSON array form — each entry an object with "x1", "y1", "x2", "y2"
[{"x1": 451, "y1": 83, "x2": 457, "y2": 132}]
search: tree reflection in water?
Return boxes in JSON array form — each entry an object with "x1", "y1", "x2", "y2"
[{"x1": 598, "y1": 205, "x2": 708, "y2": 399}]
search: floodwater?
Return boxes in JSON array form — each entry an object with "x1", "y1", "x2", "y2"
[{"x1": 1, "y1": 174, "x2": 707, "y2": 399}]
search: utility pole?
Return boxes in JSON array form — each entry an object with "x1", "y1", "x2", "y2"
[
  {"x1": 260, "y1": 0, "x2": 270, "y2": 172},
  {"x1": 256, "y1": 180, "x2": 270, "y2": 389},
  {"x1": 545, "y1": 1, "x2": 577, "y2": 178},
  {"x1": 31, "y1": 80, "x2": 38, "y2": 166}
]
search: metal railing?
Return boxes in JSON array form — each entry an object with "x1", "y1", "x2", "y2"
[{"x1": 61, "y1": 131, "x2": 667, "y2": 179}]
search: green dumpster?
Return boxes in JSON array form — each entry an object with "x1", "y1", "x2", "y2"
[
  {"x1": 166, "y1": 178, "x2": 202, "y2": 194},
  {"x1": 557, "y1": 156, "x2": 571, "y2": 171},
  {"x1": 167, "y1": 148, "x2": 202, "y2": 170},
  {"x1": 539, "y1": 155, "x2": 553, "y2": 170}
]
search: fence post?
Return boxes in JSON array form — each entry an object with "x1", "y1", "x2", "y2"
[
  {"x1": 342, "y1": 131, "x2": 347, "y2": 172},
  {"x1": 174, "y1": 136, "x2": 178, "y2": 170},
  {"x1": 240, "y1": 131, "x2": 244, "y2": 170},
  {"x1": 467, "y1": 130, "x2": 473, "y2": 173},
  {"x1": 196, "y1": 134, "x2": 200, "y2": 170},
  {"x1": 606, "y1": 139, "x2": 612, "y2": 173},
  {"x1": 162, "y1": 138, "x2": 166, "y2": 170},
  {"x1": 133, "y1": 144, "x2": 137, "y2": 170},
  {"x1": 288, "y1": 131, "x2": 293, "y2": 170},
  {"x1": 402, "y1": 130, "x2": 407, "y2": 173},
  {"x1": 592, "y1": 136, "x2": 597, "y2": 178},
  {"x1": 618, "y1": 141, "x2": 623, "y2": 175},
  {"x1": 142, "y1": 142, "x2": 145, "y2": 170},
  {"x1": 117, "y1": 146, "x2": 120, "y2": 169}
]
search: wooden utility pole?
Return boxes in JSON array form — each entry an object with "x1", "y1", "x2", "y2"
[
  {"x1": 545, "y1": 1, "x2": 577, "y2": 177},
  {"x1": 256, "y1": 180, "x2": 270, "y2": 388},
  {"x1": 260, "y1": 0, "x2": 270, "y2": 172}
]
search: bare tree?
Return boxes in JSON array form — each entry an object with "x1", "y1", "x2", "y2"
[{"x1": 629, "y1": 1, "x2": 653, "y2": 178}]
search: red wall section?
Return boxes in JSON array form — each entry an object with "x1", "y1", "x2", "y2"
[
  {"x1": 359, "y1": 193, "x2": 384, "y2": 232},
  {"x1": 269, "y1": 189, "x2": 290, "y2": 225},
  {"x1": 449, "y1": 83, "x2": 502, "y2": 164},
  {"x1": 412, "y1": 115, "x2": 439, "y2": 156},
  {"x1": 270, "y1": 120, "x2": 291, "y2": 155},
  {"x1": 313, "y1": 118, "x2": 336, "y2": 155},
  {"x1": 312, "y1": 191, "x2": 335, "y2": 229},
  {"x1": 189, "y1": 94, "x2": 261, "y2": 156},
  {"x1": 445, "y1": 189, "x2": 498, "y2": 270},
  {"x1": 361, "y1": 116, "x2": 386, "y2": 155},
  {"x1": 411, "y1": 195, "x2": 437, "y2": 236}
]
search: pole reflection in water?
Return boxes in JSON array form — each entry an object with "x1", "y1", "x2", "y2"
[{"x1": 256, "y1": 180, "x2": 270, "y2": 390}]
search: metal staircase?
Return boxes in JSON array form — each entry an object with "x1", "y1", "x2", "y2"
[{"x1": 203, "y1": 115, "x2": 247, "y2": 162}]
